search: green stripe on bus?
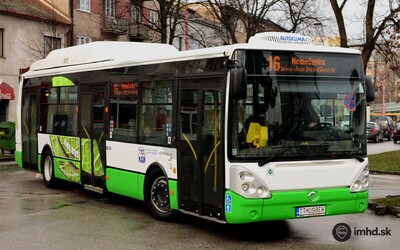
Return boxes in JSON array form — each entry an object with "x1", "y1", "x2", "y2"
[
  {"x1": 106, "y1": 168, "x2": 145, "y2": 201},
  {"x1": 225, "y1": 188, "x2": 368, "y2": 224},
  {"x1": 15, "y1": 151, "x2": 22, "y2": 167},
  {"x1": 168, "y1": 180, "x2": 178, "y2": 210},
  {"x1": 105, "y1": 168, "x2": 178, "y2": 211}
]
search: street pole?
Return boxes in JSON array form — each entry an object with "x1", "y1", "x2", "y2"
[
  {"x1": 184, "y1": 0, "x2": 189, "y2": 51},
  {"x1": 382, "y1": 78, "x2": 385, "y2": 116}
]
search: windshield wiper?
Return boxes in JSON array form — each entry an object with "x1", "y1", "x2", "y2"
[
  {"x1": 258, "y1": 146, "x2": 295, "y2": 167},
  {"x1": 337, "y1": 151, "x2": 365, "y2": 162},
  {"x1": 258, "y1": 143, "x2": 333, "y2": 167}
]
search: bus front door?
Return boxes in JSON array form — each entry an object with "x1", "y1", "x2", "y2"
[
  {"x1": 21, "y1": 87, "x2": 39, "y2": 171},
  {"x1": 178, "y1": 77, "x2": 224, "y2": 219},
  {"x1": 80, "y1": 84, "x2": 107, "y2": 190}
]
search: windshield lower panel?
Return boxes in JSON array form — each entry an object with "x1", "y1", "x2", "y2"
[{"x1": 229, "y1": 50, "x2": 367, "y2": 161}]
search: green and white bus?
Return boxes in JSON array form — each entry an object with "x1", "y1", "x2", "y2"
[{"x1": 16, "y1": 32, "x2": 374, "y2": 224}]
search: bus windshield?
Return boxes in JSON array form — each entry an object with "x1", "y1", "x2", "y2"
[{"x1": 229, "y1": 50, "x2": 367, "y2": 162}]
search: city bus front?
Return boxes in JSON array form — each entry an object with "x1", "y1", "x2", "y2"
[{"x1": 225, "y1": 47, "x2": 370, "y2": 224}]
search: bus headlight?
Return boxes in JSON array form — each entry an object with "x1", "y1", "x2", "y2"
[
  {"x1": 230, "y1": 166, "x2": 271, "y2": 199},
  {"x1": 350, "y1": 165, "x2": 369, "y2": 192}
]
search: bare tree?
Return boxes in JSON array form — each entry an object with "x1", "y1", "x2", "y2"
[
  {"x1": 273, "y1": 0, "x2": 333, "y2": 36},
  {"x1": 141, "y1": 0, "x2": 183, "y2": 44},
  {"x1": 20, "y1": 9, "x2": 70, "y2": 60},
  {"x1": 205, "y1": 0, "x2": 280, "y2": 44},
  {"x1": 330, "y1": 0, "x2": 400, "y2": 72},
  {"x1": 378, "y1": 22, "x2": 400, "y2": 75}
]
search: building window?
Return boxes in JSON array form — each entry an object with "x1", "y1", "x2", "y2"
[
  {"x1": 77, "y1": 0, "x2": 90, "y2": 12},
  {"x1": 44, "y1": 36, "x2": 61, "y2": 57},
  {"x1": 77, "y1": 36, "x2": 91, "y2": 45},
  {"x1": 105, "y1": 0, "x2": 116, "y2": 16},
  {"x1": 0, "y1": 29, "x2": 3, "y2": 57},
  {"x1": 131, "y1": 5, "x2": 141, "y2": 22},
  {"x1": 173, "y1": 36, "x2": 182, "y2": 51},
  {"x1": 149, "y1": 10, "x2": 159, "y2": 28},
  {"x1": 189, "y1": 38, "x2": 200, "y2": 50}
]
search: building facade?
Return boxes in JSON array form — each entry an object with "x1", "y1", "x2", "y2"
[
  {"x1": 1, "y1": 0, "x2": 287, "y2": 122},
  {"x1": 0, "y1": 0, "x2": 71, "y2": 122}
]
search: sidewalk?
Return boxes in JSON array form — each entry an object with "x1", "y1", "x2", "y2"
[{"x1": 0, "y1": 152, "x2": 15, "y2": 163}]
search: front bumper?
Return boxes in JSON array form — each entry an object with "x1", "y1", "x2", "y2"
[{"x1": 224, "y1": 188, "x2": 368, "y2": 224}]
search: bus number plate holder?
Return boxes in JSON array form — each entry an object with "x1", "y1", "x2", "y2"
[{"x1": 295, "y1": 205, "x2": 326, "y2": 217}]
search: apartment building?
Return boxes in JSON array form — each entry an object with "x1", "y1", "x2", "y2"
[{"x1": 0, "y1": 0, "x2": 71, "y2": 122}]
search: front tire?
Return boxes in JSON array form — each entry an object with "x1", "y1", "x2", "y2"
[
  {"x1": 145, "y1": 168, "x2": 176, "y2": 221},
  {"x1": 42, "y1": 149, "x2": 58, "y2": 188}
]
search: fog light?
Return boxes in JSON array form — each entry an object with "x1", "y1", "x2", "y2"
[
  {"x1": 257, "y1": 187, "x2": 264, "y2": 195},
  {"x1": 239, "y1": 172, "x2": 246, "y2": 180},
  {"x1": 363, "y1": 166, "x2": 369, "y2": 175},
  {"x1": 362, "y1": 176, "x2": 369, "y2": 187},
  {"x1": 242, "y1": 183, "x2": 250, "y2": 192},
  {"x1": 256, "y1": 186, "x2": 271, "y2": 198},
  {"x1": 353, "y1": 180, "x2": 361, "y2": 191}
]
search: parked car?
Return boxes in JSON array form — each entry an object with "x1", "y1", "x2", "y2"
[
  {"x1": 366, "y1": 122, "x2": 384, "y2": 143},
  {"x1": 393, "y1": 123, "x2": 400, "y2": 144},
  {"x1": 370, "y1": 116, "x2": 394, "y2": 140}
]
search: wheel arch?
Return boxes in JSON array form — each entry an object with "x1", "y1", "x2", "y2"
[
  {"x1": 144, "y1": 162, "x2": 168, "y2": 190},
  {"x1": 40, "y1": 144, "x2": 53, "y2": 173}
]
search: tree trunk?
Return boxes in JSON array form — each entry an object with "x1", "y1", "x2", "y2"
[{"x1": 329, "y1": 0, "x2": 348, "y2": 47}]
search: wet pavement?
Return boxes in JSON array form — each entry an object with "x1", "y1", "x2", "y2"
[{"x1": 0, "y1": 163, "x2": 399, "y2": 249}]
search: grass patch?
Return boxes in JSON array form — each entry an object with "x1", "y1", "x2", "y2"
[
  {"x1": 368, "y1": 151, "x2": 400, "y2": 172},
  {"x1": 372, "y1": 196, "x2": 400, "y2": 207}
]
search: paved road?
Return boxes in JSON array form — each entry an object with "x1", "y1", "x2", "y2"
[
  {"x1": 367, "y1": 140, "x2": 400, "y2": 155},
  {"x1": 0, "y1": 164, "x2": 399, "y2": 250}
]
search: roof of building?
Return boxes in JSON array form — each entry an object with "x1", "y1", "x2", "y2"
[{"x1": 0, "y1": 0, "x2": 71, "y2": 24}]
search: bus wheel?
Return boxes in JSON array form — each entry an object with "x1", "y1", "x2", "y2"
[
  {"x1": 146, "y1": 169, "x2": 176, "y2": 221},
  {"x1": 42, "y1": 149, "x2": 58, "y2": 188}
]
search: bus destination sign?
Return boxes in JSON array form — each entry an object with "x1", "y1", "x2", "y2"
[{"x1": 112, "y1": 82, "x2": 138, "y2": 96}]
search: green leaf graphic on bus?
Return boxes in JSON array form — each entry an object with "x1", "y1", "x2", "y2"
[
  {"x1": 55, "y1": 158, "x2": 80, "y2": 183},
  {"x1": 81, "y1": 138, "x2": 104, "y2": 176},
  {"x1": 92, "y1": 140, "x2": 104, "y2": 176},
  {"x1": 81, "y1": 138, "x2": 92, "y2": 174},
  {"x1": 49, "y1": 135, "x2": 80, "y2": 160}
]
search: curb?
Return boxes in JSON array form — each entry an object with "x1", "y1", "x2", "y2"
[
  {"x1": 0, "y1": 155, "x2": 14, "y2": 162},
  {"x1": 370, "y1": 170, "x2": 400, "y2": 175},
  {"x1": 368, "y1": 203, "x2": 400, "y2": 218}
]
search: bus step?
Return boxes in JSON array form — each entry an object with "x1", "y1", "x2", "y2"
[
  {"x1": 179, "y1": 209, "x2": 226, "y2": 224},
  {"x1": 84, "y1": 184, "x2": 104, "y2": 194}
]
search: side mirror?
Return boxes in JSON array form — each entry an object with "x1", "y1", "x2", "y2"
[
  {"x1": 365, "y1": 75, "x2": 375, "y2": 102},
  {"x1": 230, "y1": 67, "x2": 247, "y2": 100}
]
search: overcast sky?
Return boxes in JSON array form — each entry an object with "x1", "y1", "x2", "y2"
[{"x1": 272, "y1": 0, "x2": 397, "y2": 43}]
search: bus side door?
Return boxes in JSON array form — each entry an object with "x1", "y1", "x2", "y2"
[
  {"x1": 21, "y1": 86, "x2": 40, "y2": 171},
  {"x1": 177, "y1": 77, "x2": 224, "y2": 219},
  {"x1": 80, "y1": 84, "x2": 108, "y2": 189}
]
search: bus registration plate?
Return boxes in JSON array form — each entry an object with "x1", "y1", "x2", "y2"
[{"x1": 296, "y1": 205, "x2": 326, "y2": 217}]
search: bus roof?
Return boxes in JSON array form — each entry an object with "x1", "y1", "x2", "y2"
[{"x1": 25, "y1": 32, "x2": 361, "y2": 78}]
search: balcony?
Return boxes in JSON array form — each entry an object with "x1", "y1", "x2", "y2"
[
  {"x1": 128, "y1": 23, "x2": 149, "y2": 41},
  {"x1": 102, "y1": 16, "x2": 128, "y2": 35}
]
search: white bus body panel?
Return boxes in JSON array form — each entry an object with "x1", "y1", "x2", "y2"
[
  {"x1": 106, "y1": 141, "x2": 178, "y2": 179},
  {"x1": 226, "y1": 159, "x2": 367, "y2": 191}
]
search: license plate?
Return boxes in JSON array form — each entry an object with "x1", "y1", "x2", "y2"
[{"x1": 296, "y1": 205, "x2": 326, "y2": 217}]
